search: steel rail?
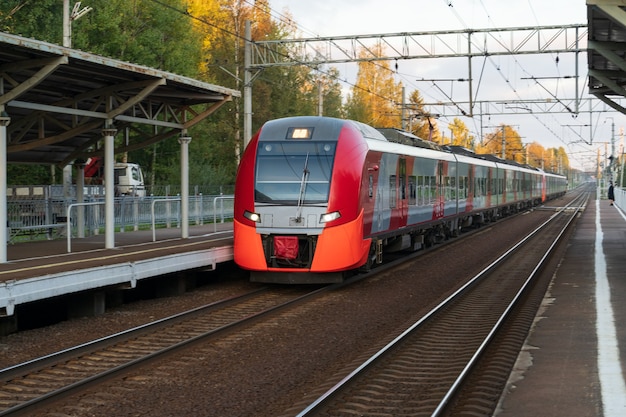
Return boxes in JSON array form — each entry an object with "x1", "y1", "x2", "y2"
[
  {"x1": 432, "y1": 190, "x2": 589, "y2": 416},
  {"x1": 296, "y1": 189, "x2": 589, "y2": 417},
  {"x1": 0, "y1": 284, "x2": 334, "y2": 416}
]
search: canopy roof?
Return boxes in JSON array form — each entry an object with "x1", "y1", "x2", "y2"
[
  {"x1": 0, "y1": 31, "x2": 240, "y2": 165},
  {"x1": 587, "y1": 0, "x2": 626, "y2": 114}
]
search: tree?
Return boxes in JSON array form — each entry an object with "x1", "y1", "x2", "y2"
[
  {"x1": 527, "y1": 142, "x2": 547, "y2": 169},
  {"x1": 307, "y1": 68, "x2": 345, "y2": 118},
  {"x1": 447, "y1": 117, "x2": 474, "y2": 149},
  {"x1": 406, "y1": 90, "x2": 441, "y2": 143},
  {"x1": 2, "y1": 0, "x2": 349, "y2": 187},
  {"x1": 1, "y1": 0, "x2": 206, "y2": 185},
  {"x1": 345, "y1": 43, "x2": 402, "y2": 127},
  {"x1": 0, "y1": 0, "x2": 61, "y2": 42},
  {"x1": 478, "y1": 125, "x2": 524, "y2": 161}
]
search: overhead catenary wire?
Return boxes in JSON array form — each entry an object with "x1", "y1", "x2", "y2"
[{"x1": 149, "y1": 0, "x2": 399, "y2": 110}]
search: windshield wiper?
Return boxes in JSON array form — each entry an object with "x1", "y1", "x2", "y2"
[{"x1": 295, "y1": 152, "x2": 310, "y2": 222}]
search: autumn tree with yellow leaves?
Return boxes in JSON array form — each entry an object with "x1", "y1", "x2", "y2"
[
  {"x1": 476, "y1": 125, "x2": 569, "y2": 173},
  {"x1": 447, "y1": 118, "x2": 474, "y2": 148},
  {"x1": 345, "y1": 43, "x2": 403, "y2": 128}
]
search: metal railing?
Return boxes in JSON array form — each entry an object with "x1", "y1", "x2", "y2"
[
  {"x1": 9, "y1": 194, "x2": 234, "y2": 248},
  {"x1": 151, "y1": 198, "x2": 181, "y2": 242},
  {"x1": 615, "y1": 187, "x2": 625, "y2": 210},
  {"x1": 213, "y1": 196, "x2": 235, "y2": 232},
  {"x1": 66, "y1": 201, "x2": 105, "y2": 252}
]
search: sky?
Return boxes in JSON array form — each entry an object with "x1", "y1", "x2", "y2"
[{"x1": 265, "y1": 0, "x2": 623, "y2": 172}]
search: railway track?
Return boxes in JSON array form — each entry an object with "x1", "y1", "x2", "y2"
[
  {"x1": 0, "y1": 189, "x2": 587, "y2": 416},
  {"x1": 0, "y1": 285, "x2": 330, "y2": 416},
  {"x1": 294, "y1": 190, "x2": 589, "y2": 417}
]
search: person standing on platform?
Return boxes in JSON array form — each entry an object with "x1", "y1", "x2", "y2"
[{"x1": 608, "y1": 181, "x2": 615, "y2": 206}]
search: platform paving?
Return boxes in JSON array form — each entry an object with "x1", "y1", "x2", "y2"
[
  {"x1": 0, "y1": 223, "x2": 233, "y2": 317},
  {"x1": 496, "y1": 198, "x2": 626, "y2": 417}
]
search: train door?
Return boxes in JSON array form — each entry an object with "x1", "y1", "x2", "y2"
[
  {"x1": 467, "y1": 163, "x2": 475, "y2": 211},
  {"x1": 487, "y1": 166, "x2": 494, "y2": 207},
  {"x1": 434, "y1": 160, "x2": 445, "y2": 218},
  {"x1": 399, "y1": 158, "x2": 408, "y2": 223}
]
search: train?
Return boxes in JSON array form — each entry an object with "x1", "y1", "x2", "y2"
[{"x1": 233, "y1": 116, "x2": 567, "y2": 284}]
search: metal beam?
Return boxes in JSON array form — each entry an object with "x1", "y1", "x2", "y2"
[
  {"x1": 250, "y1": 24, "x2": 587, "y2": 67},
  {"x1": 418, "y1": 97, "x2": 624, "y2": 117},
  {"x1": 248, "y1": 24, "x2": 587, "y2": 119}
]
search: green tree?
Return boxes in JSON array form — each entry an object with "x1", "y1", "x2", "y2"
[
  {"x1": 1, "y1": 0, "x2": 206, "y2": 185},
  {"x1": 0, "y1": 0, "x2": 62, "y2": 42},
  {"x1": 310, "y1": 67, "x2": 345, "y2": 119},
  {"x1": 1, "y1": 0, "x2": 348, "y2": 186}
]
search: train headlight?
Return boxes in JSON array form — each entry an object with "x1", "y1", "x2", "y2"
[
  {"x1": 243, "y1": 210, "x2": 261, "y2": 223},
  {"x1": 320, "y1": 211, "x2": 341, "y2": 223}
]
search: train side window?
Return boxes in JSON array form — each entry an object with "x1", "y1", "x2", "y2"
[
  {"x1": 369, "y1": 175, "x2": 374, "y2": 198},
  {"x1": 430, "y1": 176, "x2": 436, "y2": 203},
  {"x1": 461, "y1": 177, "x2": 470, "y2": 198},
  {"x1": 389, "y1": 175, "x2": 397, "y2": 208},
  {"x1": 417, "y1": 176, "x2": 424, "y2": 205},
  {"x1": 450, "y1": 176, "x2": 457, "y2": 200},
  {"x1": 408, "y1": 175, "x2": 416, "y2": 205}
]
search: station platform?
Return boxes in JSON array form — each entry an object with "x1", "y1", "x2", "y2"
[
  {"x1": 0, "y1": 223, "x2": 233, "y2": 318},
  {"x1": 496, "y1": 197, "x2": 626, "y2": 417}
]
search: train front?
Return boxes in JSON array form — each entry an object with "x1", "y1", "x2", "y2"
[{"x1": 234, "y1": 116, "x2": 370, "y2": 284}]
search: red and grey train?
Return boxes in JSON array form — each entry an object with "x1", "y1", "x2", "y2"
[{"x1": 234, "y1": 116, "x2": 567, "y2": 284}]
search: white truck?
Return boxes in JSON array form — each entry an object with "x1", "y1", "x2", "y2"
[
  {"x1": 113, "y1": 162, "x2": 146, "y2": 197},
  {"x1": 84, "y1": 158, "x2": 146, "y2": 197}
]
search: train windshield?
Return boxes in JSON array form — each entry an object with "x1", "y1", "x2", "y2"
[{"x1": 255, "y1": 141, "x2": 336, "y2": 204}]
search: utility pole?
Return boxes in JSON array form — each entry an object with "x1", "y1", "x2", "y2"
[
  {"x1": 501, "y1": 126, "x2": 506, "y2": 159},
  {"x1": 62, "y1": 0, "x2": 92, "y2": 197},
  {"x1": 243, "y1": 20, "x2": 252, "y2": 149},
  {"x1": 610, "y1": 118, "x2": 616, "y2": 181},
  {"x1": 63, "y1": 0, "x2": 92, "y2": 48}
]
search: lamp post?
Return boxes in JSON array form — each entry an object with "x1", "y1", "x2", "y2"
[{"x1": 62, "y1": 1, "x2": 92, "y2": 196}]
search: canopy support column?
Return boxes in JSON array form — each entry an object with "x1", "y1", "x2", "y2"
[
  {"x1": 178, "y1": 131, "x2": 192, "y2": 239},
  {"x1": 0, "y1": 107, "x2": 10, "y2": 263},
  {"x1": 102, "y1": 121, "x2": 117, "y2": 249}
]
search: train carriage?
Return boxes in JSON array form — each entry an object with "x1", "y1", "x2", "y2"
[{"x1": 234, "y1": 116, "x2": 567, "y2": 284}]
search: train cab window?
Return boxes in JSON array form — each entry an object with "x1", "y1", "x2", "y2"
[
  {"x1": 255, "y1": 141, "x2": 336, "y2": 204},
  {"x1": 369, "y1": 174, "x2": 374, "y2": 198}
]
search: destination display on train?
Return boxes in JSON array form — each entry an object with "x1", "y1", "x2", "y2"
[{"x1": 287, "y1": 127, "x2": 313, "y2": 139}]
